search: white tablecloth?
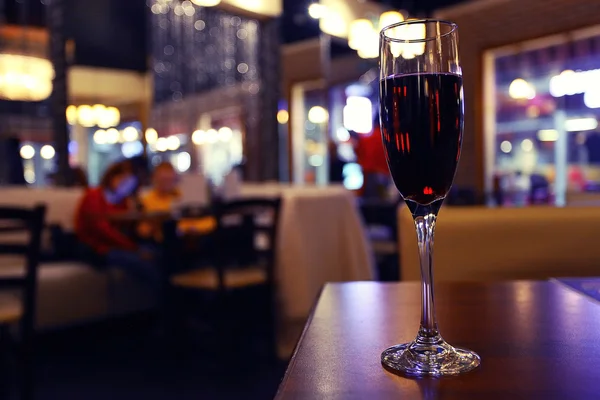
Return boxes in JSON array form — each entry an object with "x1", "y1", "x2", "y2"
[{"x1": 241, "y1": 184, "x2": 375, "y2": 319}]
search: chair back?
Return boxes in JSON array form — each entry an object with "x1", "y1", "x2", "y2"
[
  {"x1": 162, "y1": 204, "x2": 214, "y2": 276},
  {"x1": 214, "y1": 197, "x2": 282, "y2": 268},
  {"x1": 0, "y1": 205, "x2": 46, "y2": 329},
  {"x1": 359, "y1": 199, "x2": 400, "y2": 242},
  {"x1": 162, "y1": 198, "x2": 282, "y2": 292}
]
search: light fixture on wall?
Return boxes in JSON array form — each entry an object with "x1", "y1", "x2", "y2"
[{"x1": 0, "y1": 54, "x2": 54, "y2": 101}]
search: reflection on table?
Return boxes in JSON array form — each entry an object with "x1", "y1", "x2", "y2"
[{"x1": 277, "y1": 281, "x2": 600, "y2": 399}]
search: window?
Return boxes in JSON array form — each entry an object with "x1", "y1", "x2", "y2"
[{"x1": 485, "y1": 27, "x2": 600, "y2": 206}]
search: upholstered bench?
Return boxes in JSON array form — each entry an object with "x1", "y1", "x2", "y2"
[
  {"x1": 399, "y1": 205, "x2": 600, "y2": 281},
  {"x1": 0, "y1": 187, "x2": 155, "y2": 330}
]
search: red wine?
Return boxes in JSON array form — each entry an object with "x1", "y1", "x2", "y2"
[{"x1": 380, "y1": 73, "x2": 463, "y2": 205}]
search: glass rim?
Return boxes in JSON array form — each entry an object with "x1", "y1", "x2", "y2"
[{"x1": 380, "y1": 19, "x2": 458, "y2": 44}]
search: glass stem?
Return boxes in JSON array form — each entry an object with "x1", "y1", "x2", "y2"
[{"x1": 414, "y1": 212, "x2": 439, "y2": 340}]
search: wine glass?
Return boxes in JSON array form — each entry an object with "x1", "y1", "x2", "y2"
[{"x1": 379, "y1": 19, "x2": 480, "y2": 376}]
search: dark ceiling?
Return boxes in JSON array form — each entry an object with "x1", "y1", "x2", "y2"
[{"x1": 2, "y1": 0, "x2": 465, "y2": 71}]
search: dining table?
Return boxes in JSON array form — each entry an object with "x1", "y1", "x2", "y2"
[{"x1": 276, "y1": 280, "x2": 600, "y2": 400}]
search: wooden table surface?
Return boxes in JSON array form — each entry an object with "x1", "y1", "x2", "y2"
[{"x1": 276, "y1": 281, "x2": 600, "y2": 400}]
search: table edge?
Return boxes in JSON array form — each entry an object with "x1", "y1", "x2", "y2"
[{"x1": 274, "y1": 284, "x2": 327, "y2": 399}]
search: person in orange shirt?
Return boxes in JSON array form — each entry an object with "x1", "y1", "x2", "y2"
[
  {"x1": 141, "y1": 163, "x2": 181, "y2": 212},
  {"x1": 139, "y1": 162, "x2": 215, "y2": 240},
  {"x1": 138, "y1": 162, "x2": 180, "y2": 240}
]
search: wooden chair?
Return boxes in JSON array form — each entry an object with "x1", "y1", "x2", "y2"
[
  {"x1": 0, "y1": 205, "x2": 46, "y2": 400},
  {"x1": 162, "y1": 198, "x2": 282, "y2": 358}
]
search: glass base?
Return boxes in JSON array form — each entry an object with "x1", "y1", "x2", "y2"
[{"x1": 381, "y1": 336, "x2": 480, "y2": 377}]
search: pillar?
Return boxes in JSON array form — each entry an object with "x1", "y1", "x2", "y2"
[{"x1": 47, "y1": 0, "x2": 72, "y2": 186}]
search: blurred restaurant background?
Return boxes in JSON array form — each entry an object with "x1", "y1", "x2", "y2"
[{"x1": 0, "y1": 0, "x2": 599, "y2": 398}]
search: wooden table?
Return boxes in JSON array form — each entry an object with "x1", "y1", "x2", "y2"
[{"x1": 276, "y1": 281, "x2": 600, "y2": 399}]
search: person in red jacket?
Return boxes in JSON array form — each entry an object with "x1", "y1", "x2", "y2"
[
  {"x1": 355, "y1": 121, "x2": 391, "y2": 199},
  {"x1": 75, "y1": 161, "x2": 159, "y2": 287}
]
